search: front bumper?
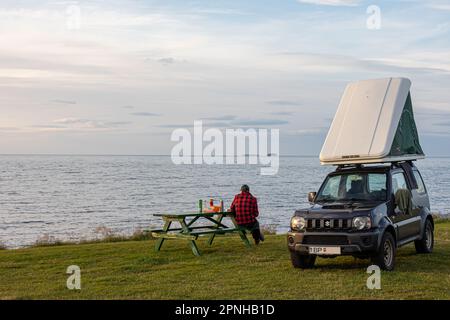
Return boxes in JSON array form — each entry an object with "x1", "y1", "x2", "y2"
[{"x1": 287, "y1": 230, "x2": 380, "y2": 255}]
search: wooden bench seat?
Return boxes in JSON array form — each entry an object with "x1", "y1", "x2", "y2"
[{"x1": 189, "y1": 228, "x2": 246, "y2": 236}]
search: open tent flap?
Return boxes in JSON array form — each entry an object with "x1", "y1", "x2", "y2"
[
  {"x1": 389, "y1": 92, "x2": 424, "y2": 157},
  {"x1": 320, "y1": 77, "x2": 425, "y2": 165}
]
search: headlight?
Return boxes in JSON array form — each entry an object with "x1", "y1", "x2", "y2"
[
  {"x1": 352, "y1": 216, "x2": 372, "y2": 230},
  {"x1": 291, "y1": 216, "x2": 306, "y2": 231}
]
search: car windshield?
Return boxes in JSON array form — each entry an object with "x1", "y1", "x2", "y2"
[{"x1": 315, "y1": 172, "x2": 387, "y2": 202}]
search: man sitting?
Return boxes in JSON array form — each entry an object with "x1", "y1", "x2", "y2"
[{"x1": 229, "y1": 185, "x2": 264, "y2": 245}]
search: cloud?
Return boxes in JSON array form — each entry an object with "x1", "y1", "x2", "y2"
[
  {"x1": 157, "y1": 118, "x2": 289, "y2": 129},
  {"x1": 31, "y1": 124, "x2": 66, "y2": 128},
  {"x1": 53, "y1": 118, "x2": 87, "y2": 125},
  {"x1": 427, "y1": 3, "x2": 450, "y2": 11},
  {"x1": 270, "y1": 111, "x2": 295, "y2": 116},
  {"x1": 268, "y1": 100, "x2": 302, "y2": 107},
  {"x1": 276, "y1": 51, "x2": 450, "y2": 74},
  {"x1": 157, "y1": 124, "x2": 191, "y2": 128},
  {"x1": 157, "y1": 57, "x2": 176, "y2": 65},
  {"x1": 202, "y1": 115, "x2": 237, "y2": 121},
  {"x1": 201, "y1": 122, "x2": 233, "y2": 127},
  {"x1": 145, "y1": 57, "x2": 189, "y2": 66},
  {"x1": 287, "y1": 127, "x2": 329, "y2": 135},
  {"x1": 1, "y1": 1, "x2": 449, "y2": 155},
  {"x1": 158, "y1": 122, "x2": 230, "y2": 128},
  {"x1": 30, "y1": 118, "x2": 132, "y2": 131},
  {"x1": 434, "y1": 121, "x2": 450, "y2": 127},
  {"x1": 0, "y1": 127, "x2": 20, "y2": 131},
  {"x1": 130, "y1": 112, "x2": 161, "y2": 117},
  {"x1": 196, "y1": 116, "x2": 290, "y2": 127},
  {"x1": 107, "y1": 121, "x2": 132, "y2": 126},
  {"x1": 190, "y1": 8, "x2": 249, "y2": 16},
  {"x1": 232, "y1": 119, "x2": 289, "y2": 126},
  {"x1": 50, "y1": 99, "x2": 77, "y2": 105},
  {"x1": 204, "y1": 117, "x2": 289, "y2": 126},
  {"x1": 296, "y1": 0, "x2": 359, "y2": 6},
  {"x1": 415, "y1": 108, "x2": 450, "y2": 117}
]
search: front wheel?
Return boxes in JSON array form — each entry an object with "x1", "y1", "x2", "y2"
[
  {"x1": 415, "y1": 219, "x2": 434, "y2": 253},
  {"x1": 290, "y1": 251, "x2": 316, "y2": 269},
  {"x1": 371, "y1": 232, "x2": 396, "y2": 271}
]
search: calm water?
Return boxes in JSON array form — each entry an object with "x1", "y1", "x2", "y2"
[{"x1": 1, "y1": 155, "x2": 449, "y2": 248}]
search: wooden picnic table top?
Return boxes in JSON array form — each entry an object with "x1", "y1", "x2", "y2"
[{"x1": 153, "y1": 211, "x2": 234, "y2": 218}]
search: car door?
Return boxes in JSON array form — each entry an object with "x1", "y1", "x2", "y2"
[
  {"x1": 411, "y1": 169, "x2": 430, "y2": 211},
  {"x1": 390, "y1": 170, "x2": 421, "y2": 240}
]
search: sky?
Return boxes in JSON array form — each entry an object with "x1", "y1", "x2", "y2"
[{"x1": 1, "y1": 0, "x2": 450, "y2": 155}]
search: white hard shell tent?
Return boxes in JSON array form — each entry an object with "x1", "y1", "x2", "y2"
[{"x1": 320, "y1": 77, "x2": 425, "y2": 165}]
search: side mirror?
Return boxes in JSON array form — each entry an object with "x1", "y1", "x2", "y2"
[{"x1": 308, "y1": 192, "x2": 317, "y2": 203}]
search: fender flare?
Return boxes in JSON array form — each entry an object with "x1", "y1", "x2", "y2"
[
  {"x1": 418, "y1": 208, "x2": 434, "y2": 240},
  {"x1": 377, "y1": 216, "x2": 397, "y2": 248}
]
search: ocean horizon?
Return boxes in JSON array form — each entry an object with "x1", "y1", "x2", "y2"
[{"x1": 1, "y1": 155, "x2": 449, "y2": 248}]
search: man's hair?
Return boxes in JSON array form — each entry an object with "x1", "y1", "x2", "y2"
[{"x1": 241, "y1": 184, "x2": 250, "y2": 192}]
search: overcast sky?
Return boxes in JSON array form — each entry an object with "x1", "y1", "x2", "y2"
[{"x1": 1, "y1": 0, "x2": 450, "y2": 155}]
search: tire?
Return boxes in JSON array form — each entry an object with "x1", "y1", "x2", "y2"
[
  {"x1": 290, "y1": 251, "x2": 316, "y2": 269},
  {"x1": 415, "y1": 219, "x2": 434, "y2": 254},
  {"x1": 371, "y1": 232, "x2": 396, "y2": 271}
]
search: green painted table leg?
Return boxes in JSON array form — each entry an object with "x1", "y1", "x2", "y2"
[
  {"x1": 189, "y1": 240, "x2": 201, "y2": 256},
  {"x1": 180, "y1": 220, "x2": 201, "y2": 256},
  {"x1": 239, "y1": 230, "x2": 252, "y2": 248},
  {"x1": 207, "y1": 214, "x2": 224, "y2": 246},
  {"x1": 155, "y1": 220, "x2": 172, "y2": 252},
  {"x1": 230, "y1": 216, "x2": 251, "y2": 247}
]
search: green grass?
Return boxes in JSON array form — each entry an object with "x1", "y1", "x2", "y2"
[{"x1": 1, "y1": 222, "x2": 449, "y2": 300}]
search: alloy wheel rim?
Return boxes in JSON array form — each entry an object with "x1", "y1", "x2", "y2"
[
  {"x1": 383, "y1": 239, "x2": 393, "y2": 267},
  {"x1": 426, "y1": 225, "x2": 433, "y2": 249}
]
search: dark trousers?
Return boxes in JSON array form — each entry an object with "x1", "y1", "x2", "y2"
[{"x1": 239, "y1": 220, "x2": 262, "y2": 241}]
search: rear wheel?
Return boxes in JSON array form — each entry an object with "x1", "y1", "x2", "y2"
[
  {"x1": 290, "y1": 251, "x2": 316, "y2": 269},
  {"x1": 371, "y1": 232, "x2": 396, "y2": 271},
  {"x1": 415, "y1": 219, "x2": 434, "y2": 253}
]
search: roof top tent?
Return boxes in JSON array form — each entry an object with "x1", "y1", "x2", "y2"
[{"x1": 320, "y1": 77, "x2": 424, "y2": 165}]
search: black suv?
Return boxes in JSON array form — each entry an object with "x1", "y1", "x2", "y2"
[{"x1": 287, "y1": 161, "x2": 434, "y2": 271}]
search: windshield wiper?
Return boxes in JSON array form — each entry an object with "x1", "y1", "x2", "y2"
[
  {"x1": 345, "y1": 198, "x2": 368, "y2": 202},
  {"x1": 316, "y1": 197, "x2": 335, "y2": 203}
]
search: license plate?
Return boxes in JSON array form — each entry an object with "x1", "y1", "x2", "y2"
[{"x1": 308, "y1": 246, "x2": 341, "y2": 255}]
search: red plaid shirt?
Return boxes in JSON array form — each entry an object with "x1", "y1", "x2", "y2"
[{"x1": 230, "y1": 192, "x2": 259, "y2": 225}]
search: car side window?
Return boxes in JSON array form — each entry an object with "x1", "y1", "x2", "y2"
[
  {"x1": 391, "y1": 172, "x2": 412, "y2": 214},
  {"x1": 413, "y1": 171, "x2": 426, "y2": 194},
  {"x1": 392, "y1": 172, "x2": 408, "y2": 194}
]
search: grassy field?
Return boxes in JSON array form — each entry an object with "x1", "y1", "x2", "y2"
[{"x1": 1, "y1": 221, "x2": 449, "y2": 300}]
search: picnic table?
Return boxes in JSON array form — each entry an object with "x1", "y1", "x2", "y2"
[{"x1": 149, "y1": 211, "x2": 251, "y2": 256}]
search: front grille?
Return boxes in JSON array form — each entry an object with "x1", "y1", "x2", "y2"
[
  {"x1": 306, "y1": 218, "x2": 352, "y2": 231},
  {"x1": 303, "y1": 235, "x2": 348, "y2": 245}
]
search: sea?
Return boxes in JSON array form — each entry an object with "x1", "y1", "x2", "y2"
[{"x1": 1, "y1": 155, "x2": 449, "y2": 248}]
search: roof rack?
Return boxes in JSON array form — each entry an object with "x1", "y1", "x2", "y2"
[
  {"x1": 390, "y1": 160, "x2": 415, "y2": 169},
  {"x1": 336, "y1": 164, "x2": 364, "y2": 171}
]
